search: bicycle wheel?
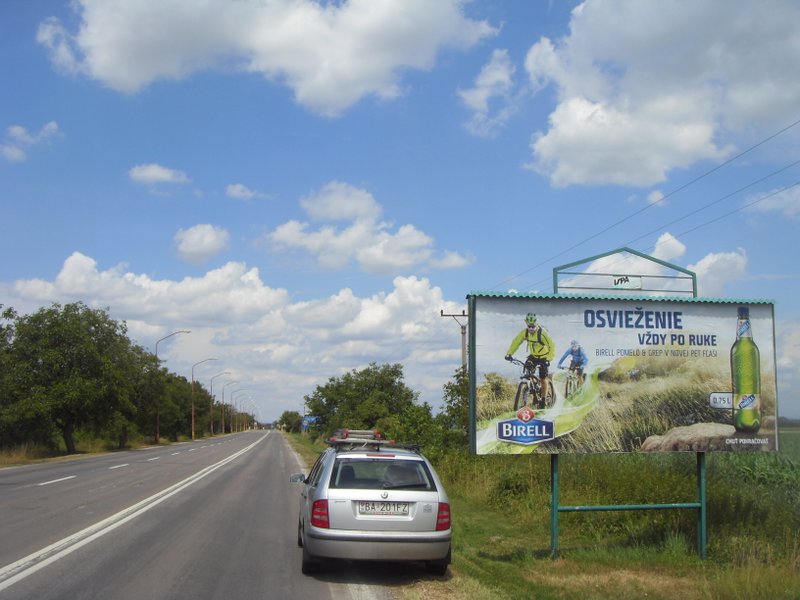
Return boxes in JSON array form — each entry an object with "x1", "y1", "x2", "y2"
[
  {"x1": 564, "y1": 375, "x2": 576, "y2": 398},
  {"x1": 513, "y1": 382, "x2": 530, "y2": 411},
  {"x1": 542, "y1": 378, "x2": 556, "y2": 408}
]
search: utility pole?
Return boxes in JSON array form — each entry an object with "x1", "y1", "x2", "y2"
[{"x1": 440, "y1": 309, "x2": 468, "y2": 368}]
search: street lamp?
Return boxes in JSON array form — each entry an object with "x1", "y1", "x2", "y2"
[
  {"x1": 230, "y1": 389, "x2": 250, "y2": 432},
  {"x1": 220, "y1": 380, "x2": 238, "y2": 434},
  {"x1": 209, "y1": 371, "x2": 231, "y2": 436},
  {"x1": 154, "y1": 330, "x2": 191, "y2": 443},
  {"x1": 155, "y1": 330, "x2": 191, "y2": 357},
  {"x1": 243, "y1": 398, "x2": 260, "y2": 429},
  {"x1": 191, "y1": 358, "x2": 218, "y2": 441}
]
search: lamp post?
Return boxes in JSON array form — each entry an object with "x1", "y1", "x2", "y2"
[
  {"x1": 209, "y1": 371, "x2": 230, "y2": 436},
  {"x1": 221, "y1": 380, "x2": 238, "y2": 434},
  {"x1": 230, "y1": 389, "x2": 250, "y2": 432},
  {"x1": 191, "y1": 358, "x2": 218, "y2": 441},
  {"x1": 243, "y1": 398, "x2": 260, "y2": 429},
  {"x1": 154, "y1": 330, "x2": 191, "y2": 443}
]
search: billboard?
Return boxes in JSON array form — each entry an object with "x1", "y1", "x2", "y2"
[{"x1": 469, "y1": 293, "x2": 779, "y2": 455}]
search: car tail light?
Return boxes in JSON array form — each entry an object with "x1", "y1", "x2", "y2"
[
  {"x1": 436, "y1": 502, "x2": 451, "y2": 531},
  {"x1": 311, "y1": 500, "x2": 329, "y2": 528}
]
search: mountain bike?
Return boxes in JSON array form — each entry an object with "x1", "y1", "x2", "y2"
[
  {"x1": 560, "y1": 365, "x2": 582, "y2": 398},
  {"x1": 506, "y1": 357, "x2": 556, "y2": 411}
]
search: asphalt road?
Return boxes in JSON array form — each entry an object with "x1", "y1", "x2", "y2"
[{"x1": 0, "y1": 431, "x2": 403, "y2": 600}]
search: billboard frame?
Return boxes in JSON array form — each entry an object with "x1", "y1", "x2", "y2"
[{"x1": 468, "y1": 248, "x2": 721, "y2": 558}]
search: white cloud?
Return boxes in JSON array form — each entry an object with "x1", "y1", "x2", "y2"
[
  {"x1": 650, "y1": 232, "x2": 687, "y2": 264},
  {"x1": 522, "y1": 0, "x2": 800, "y2": 187},
  {"x1": 1, "y1": 121, "x2": 60, "y2": 162},
  {"x1": 300, "y1": 181, "x2": 382, "y2": 221},
  {"x1": 745, "y1": 186, "x2": 800, "y2": 218},
  {"x1": 12, "y1": 252, "x2": 287, "y2": 324},
  {"x1": 527, "y1": 95, "x2": 728, "y2": 187},
  {"x1": 129, "y1": 163, "x2": 190, "y2": 185},
  {"x1": 688, "y1": 248, "x2": 748, "y2": 297},
  {"x1": 647, "y1": 190, "x2": 665, "y2": 207},
  {"x1": 36, "y1": 17, "x2": 82, "y2": 75},
  {"x1": 357, "y1": 225, "x2": 434, "y2": 273},
  {"x1": 5, "y1": 253, "x2": 467, "y2": 419},
  {"x1": 775, "y1": 318, "x2": 800, "y2": 419},
  {"x1": 226, "y1": 183, "x2": 266, "y2": 200},
  {"x1": 777, "y1": 322, "x2": 800, "y2": 372},
  {"x1": 174, "y1": 224, "x2": 230, "y2": 264},
  {"x1": 459, "y1": 48, "x2": 517, "y2": 137},
  {"x1": 37, "y1": 0, "x2": 496, "y2": 116},
  {"x1": 430, "y1": 250, "x2": 473, "y2": 269},
  {"x1": 267, "y1": 181, "x2": 472, "y2": 274}
]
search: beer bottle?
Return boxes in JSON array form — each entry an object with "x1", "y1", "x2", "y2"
[{"x1": 731, "y1": 306, "x2": 761, "y2": 433}]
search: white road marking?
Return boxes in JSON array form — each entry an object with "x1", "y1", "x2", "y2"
[
  {"x1": 108, "y1": 464, "x2": 129, "y2": 470},
  {"x1": 0, "y1": 433, "x2": 269, "y2": 591},
  {"x1": 37, "y1": 476, "x2": 76, "y2": 487}
]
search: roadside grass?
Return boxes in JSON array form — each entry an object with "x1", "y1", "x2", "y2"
[
  {"x1": 285, "y1": 429, "x2": 800, "y2": 600},
  {"x1": 0, "y1": 433, "x2": 197, "y2": 467},
  {"x1": 0, "y1": 442, "x2": 56, "y2": 466}
]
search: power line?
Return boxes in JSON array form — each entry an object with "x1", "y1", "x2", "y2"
[
  {"x1": 624, "y1": 158, "x2": 800, "y2": 248},
  {"x1": 487, "y1": 116, "x2": 800, "y2": 292},
  {"x1": 526, "y1": 179, "x2": 800, "y2": 292},
  {"x1": 653, "y1": 180, "x2": 800, "y2": 249}
]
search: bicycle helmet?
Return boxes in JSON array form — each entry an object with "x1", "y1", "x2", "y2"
[{"x1": 524, "y1": 313, "x2": 537, "y2": 326}]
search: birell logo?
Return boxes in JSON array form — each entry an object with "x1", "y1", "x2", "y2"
[{"x1": 496, "y1": 405, "x2": 555, "y2": 445}]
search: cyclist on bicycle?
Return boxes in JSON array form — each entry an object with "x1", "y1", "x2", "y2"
[
  {"x1": 557, "y1": 339, "x2": 588, "y2": 386},
  {"x1": 504, "y1": 313, "x2": 556, "y2": 382}
]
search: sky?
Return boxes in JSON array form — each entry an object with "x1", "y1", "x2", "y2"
[{"x1": 2, "y1": 0, "x2": 799, "y2": 423}]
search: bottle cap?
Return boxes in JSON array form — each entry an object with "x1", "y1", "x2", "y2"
[{"x1": 737, "y1": 306, "x2": 749, "y2": 318}]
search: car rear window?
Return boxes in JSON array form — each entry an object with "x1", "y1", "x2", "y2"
[{"x1": 330, "y1": 458, "x2": 434, "y2": 491}]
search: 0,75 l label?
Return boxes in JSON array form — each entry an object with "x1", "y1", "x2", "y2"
[{"x1": 709, "y1": 392, "x2": 732, "y2": 409}]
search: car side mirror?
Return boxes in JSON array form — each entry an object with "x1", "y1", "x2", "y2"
[{"x1": 289, "y1": 473, "x2": 306, "y2": 483}]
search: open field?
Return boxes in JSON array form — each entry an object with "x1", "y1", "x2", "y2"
[
  {"x1": 780, "y1": 426, "x2": 800, "y2": 458},
  {"x1": 287, "y1": 429, "x2": 800, "y2": 600}
]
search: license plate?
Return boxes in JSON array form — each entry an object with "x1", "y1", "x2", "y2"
[{"x1": 358, "y1": 501, "x2": 409, "y2": 516}]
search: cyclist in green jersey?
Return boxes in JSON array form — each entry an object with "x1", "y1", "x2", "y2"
[{"x1": 504, "y1": 313, "x2": 556, "y2": 382}]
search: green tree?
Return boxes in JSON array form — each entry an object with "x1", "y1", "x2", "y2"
[
  {"x1": 437, "y1": 366, "x2": 469, "y2": 449},
  {"x1": 6, "y1": 302, "x2": 136, "y2": 453},
  {"x1": 303, "y1": 363, "x2": 417, "y2": 434},
  {"x1": 378, "y1": 401, "x2": 441, "y2": 450},
  {"x1": 0, "y1": 307, "x2": 46, "y2": 448},
  {"x1": 109, "y1": 344, "x2": 161, "y2": 448},
  {"x1": 130, "y1": 347, "x2": 165, "y2": 443},
  {"x1": 159, "y1": 373, "x2": 193, "y2": 441},
  {"x1": 278, "y1": 410, "x2": 302, "y2": 432}
]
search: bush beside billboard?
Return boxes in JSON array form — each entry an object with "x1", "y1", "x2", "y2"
[{"x1": 468, "y1": 293, "x2": 779, "y2": 455}]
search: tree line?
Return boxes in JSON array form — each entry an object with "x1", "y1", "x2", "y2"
[
  {"x1": 277, "y1": 361, "x2": 469, "y2": 457},
  {"x1": 0, "y1": 302, "x2": 253, "y2": 454}
]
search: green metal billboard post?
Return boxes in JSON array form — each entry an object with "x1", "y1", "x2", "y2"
[{"x1": 548, "y1": 247, "x2": 706, "y2": 559}]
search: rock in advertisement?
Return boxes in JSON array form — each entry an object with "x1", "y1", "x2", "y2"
[{"x1": 469, "y1": 294, "x2": 779, "y2": 455}]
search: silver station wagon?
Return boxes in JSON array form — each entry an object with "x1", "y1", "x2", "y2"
[{"x1": 290, "y1": 429, "x2": 452, "y2": 575}]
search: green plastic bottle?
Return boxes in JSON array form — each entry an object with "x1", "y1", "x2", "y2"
[{"x1": 731, "y1": 306, "x2": 761, "y2": 433}]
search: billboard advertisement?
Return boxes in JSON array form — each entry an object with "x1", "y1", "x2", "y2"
[{"x1": 469, "y1": 293, "x2": 779, "y2": 455}]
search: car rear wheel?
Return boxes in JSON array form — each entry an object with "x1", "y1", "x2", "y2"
[
  {"x1": 301, "y1": 542, "x2": 320, "y2": 575},
  {"x1": 425, "y1": 546, "x2": 451, "y2": 576}
]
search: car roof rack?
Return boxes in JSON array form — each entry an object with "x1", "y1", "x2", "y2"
[{"x1": 327, "y1": 429, "x2": 422, "y2": 454}]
